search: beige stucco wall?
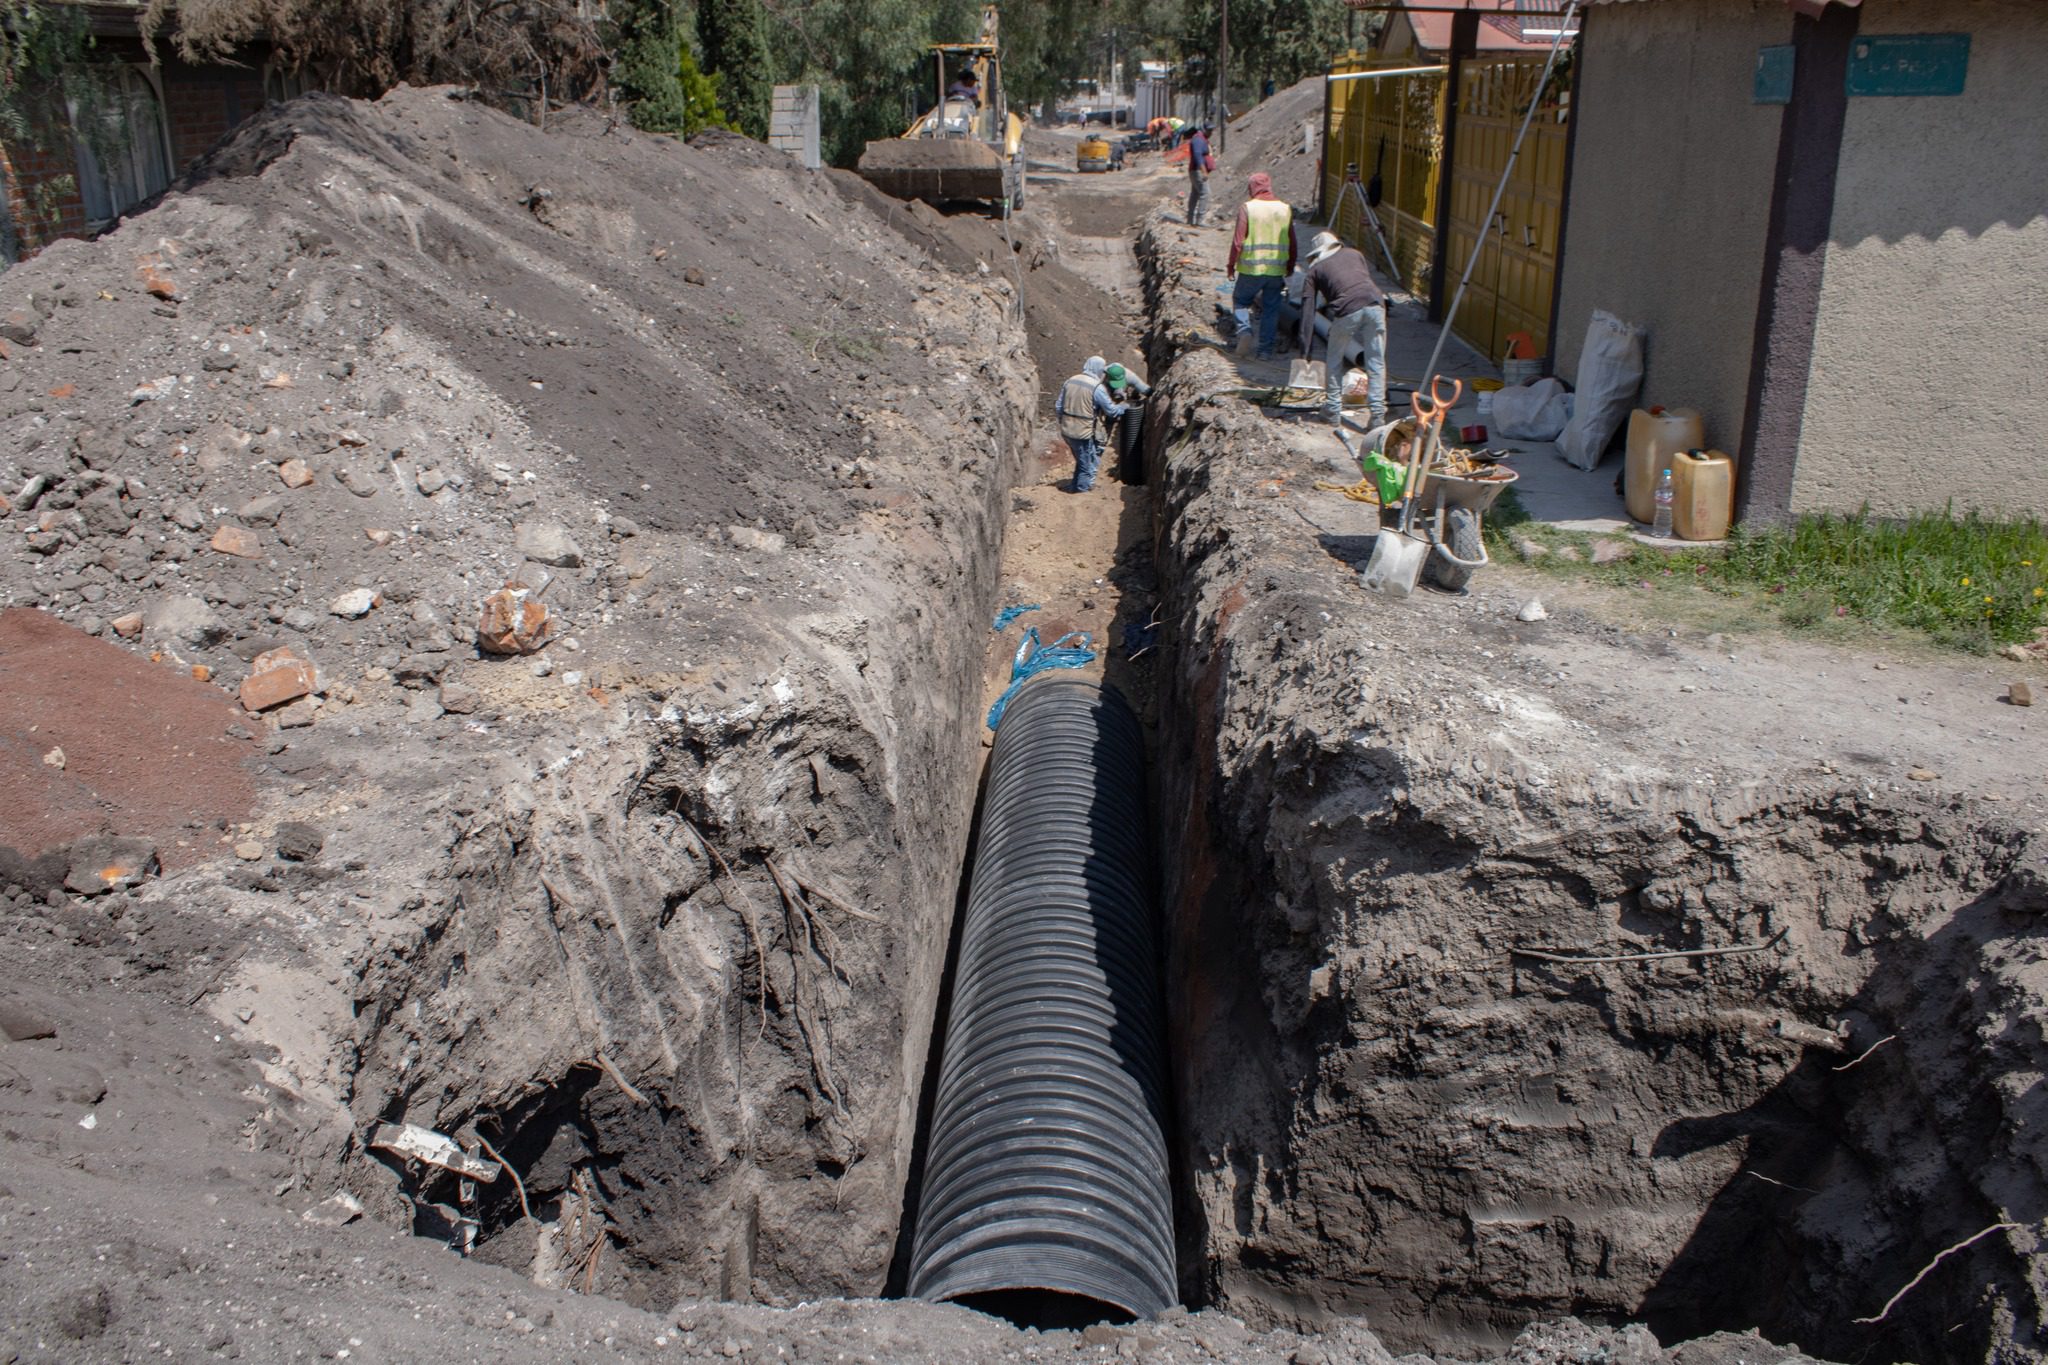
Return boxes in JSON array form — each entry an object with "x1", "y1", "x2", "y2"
[
  {"x1": 1553, "y1": 0, "x2": 1788, "y2": 456},
  {"x1": 1793, "y1": 0, "x2": 2048, "y2": 516}
]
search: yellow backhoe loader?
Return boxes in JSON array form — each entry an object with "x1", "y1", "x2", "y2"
[{"x1": 857, "y1": 4, "x2": 1027, "y2": 213}]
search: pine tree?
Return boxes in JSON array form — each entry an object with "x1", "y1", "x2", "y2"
[
  {"x1": 698, "y1": 0, "x2": 774, "y2": 142},
  {"x1": 614, "y1": 0, "x2": 692, "y2": 133}
]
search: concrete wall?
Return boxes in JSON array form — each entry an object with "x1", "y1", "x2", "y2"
[
  {"x1": 1553, "y1": 0, "x2": 1788, "y2": 456},
  {"x1": 1794, "y1": 0, "x2": 2048, "y2": 515}
]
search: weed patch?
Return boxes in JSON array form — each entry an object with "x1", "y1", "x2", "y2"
[{"x1": 1488, "y1": 496, "x2": 2048, "y2": 652}]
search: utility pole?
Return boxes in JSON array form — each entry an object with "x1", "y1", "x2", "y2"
[{"x1": 1215, "y1": 0, "x2": 1229, "y2": 150}]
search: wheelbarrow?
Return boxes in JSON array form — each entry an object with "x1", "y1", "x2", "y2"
[
  {"x1": 1408, "y1": 459, "x2": 1518, "y2": 592},
  {"x1": 1359, "y1": 375, "x2": 1516, "y2": 595}
]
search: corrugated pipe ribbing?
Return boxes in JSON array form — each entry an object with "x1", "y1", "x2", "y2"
[{"x1": 906, "y1": 675, "x2": 1176, "y2": 1319}]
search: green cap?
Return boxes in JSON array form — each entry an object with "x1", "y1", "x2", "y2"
[{"x1": 1105, "y1": 363, "x2": 1127, "y2": 389}]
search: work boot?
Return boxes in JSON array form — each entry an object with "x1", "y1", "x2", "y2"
[{"x1": 1233, "y1": 333, "x2": 1253, "y2": 358}]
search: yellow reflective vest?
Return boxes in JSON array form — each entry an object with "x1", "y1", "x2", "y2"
[{"x1": 1240, "y1": 199, "x2": 1292, "y2": 277}]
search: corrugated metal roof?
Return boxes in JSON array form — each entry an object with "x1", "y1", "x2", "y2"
[{"x1": 1592, "y1": 0, "x2": 1860, "y2": 8}]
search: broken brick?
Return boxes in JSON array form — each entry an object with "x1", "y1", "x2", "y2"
[
  {"x1": 210, "y1": 524, "x2": 261, "y2": 558},
  {"x1": 111, "y1": 612, "x2": 144, "y2": 638},
  {"x1": 240, "y1": 658, "x2": 317, "y2": 712},
  {"x1": 138, "y1": 261, "x2": 179, "y2": 300},
  {"x1": 477, "y1": 585, "x2": 555, "y2": 655},
  {"x1": 47, "y1": 382, "x2": 74, "y2": 399},
  {"x1": 279, "y1": 458, "x2": 314, "y2": 488}
]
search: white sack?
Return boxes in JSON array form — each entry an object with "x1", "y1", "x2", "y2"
[
  {"x1": 1491, "y1": 376, "x2": 1572, "y2": 441},
  {"x1": 1555, "y1": 311, "x2": 1646, "y2": 470}
]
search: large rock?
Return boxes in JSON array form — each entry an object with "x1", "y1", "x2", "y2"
[
  {"x1": 62, "y1": 835, "x2": 159, "y2": 895},
  {"x1": 514, "y1": 521, "x2": 583, "y2": 568},
  {"x1": 143, "y1": 595, "x2": 226, "y2": 648}
]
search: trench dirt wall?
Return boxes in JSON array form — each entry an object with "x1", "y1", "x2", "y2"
[
  {"x1": 1135, "y1": 214, "x2": 2048, "y2": 1363},
  {"x1": 0, "y1": 86, "x2": 1039, "y2": 1312}
]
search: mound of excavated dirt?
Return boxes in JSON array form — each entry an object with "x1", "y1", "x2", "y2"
[
  {"x1": 1223, "y1": 76, "x2": 1326, "y2": 211},
  {"x1": 0, "y1": 80, "x2": 1042, "y2": 1342}
]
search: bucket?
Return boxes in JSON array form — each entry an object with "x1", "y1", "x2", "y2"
[
  {"x1": 1672, "y1": 448, "x2": 1735, "y2": 541},
  {"x1": 1503, "y1": 358, "x2": 1542, "y2": 386},
  {"x1": 1625, "y1": 407, "x2": 1705, "y2": 524},
  {"x1": 1476, "y1": 390, "x2": 1495, "y2": 419}
]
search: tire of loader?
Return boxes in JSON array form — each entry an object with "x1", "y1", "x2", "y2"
[
  {"x1": 1427, "y1": 506, "x2": 1483, "y2": 592},
  {"x1": 1115, "y1": 405, "x2": 1146, "y2": 484}
]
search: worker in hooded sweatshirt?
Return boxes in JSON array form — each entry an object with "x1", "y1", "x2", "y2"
[
  {"x1": 1225, "y1": 172, "x2": 1298, "y2": 361},
  {"x1": 1054, "y1": 356, "x2": 1127, "y2": 494}
]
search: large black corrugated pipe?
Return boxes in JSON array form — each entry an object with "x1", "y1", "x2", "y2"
[{"x1": 906, "y1": 675, "x2": 1175, "y2": 1321}]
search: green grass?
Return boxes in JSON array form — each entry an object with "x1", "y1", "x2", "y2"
[{"x1": 1485, "y1": 493, "x2": 2048, "y2": 653}]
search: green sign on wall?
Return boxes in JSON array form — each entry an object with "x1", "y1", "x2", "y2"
[
  {"x1": 1754, "y1": 44, "x2": 1794, "y2": 105},
  {"x1": 1846, "y1": 33, "x2": 1971, "y2": 98}
]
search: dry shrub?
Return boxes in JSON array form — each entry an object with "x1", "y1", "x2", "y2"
[{"x1": 141, "y1": 0, "x2": 611, "y2": 107}]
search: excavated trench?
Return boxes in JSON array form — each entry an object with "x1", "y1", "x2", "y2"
[
  {"x1": 1128, "y1": 213, "x2": 2048, "y2": 1365},
  {"x1": 293, "y1": 188, "x2": 2046, "y2": 1365}
]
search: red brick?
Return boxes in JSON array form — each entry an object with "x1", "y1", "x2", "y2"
[
  {"x1": 240, "y1": 656, "x2": 316, "y2": 712},
  {"x1": 210, "y1": 525, "x2": 260, "y2": 558}
]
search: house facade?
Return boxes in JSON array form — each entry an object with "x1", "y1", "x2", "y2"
[
  {"x1": 1, "y1": 3, "x2": 307, "y2": 263},
  {"x1": 1551, "y1": 0, "x2": 2048, "y2": 519}
]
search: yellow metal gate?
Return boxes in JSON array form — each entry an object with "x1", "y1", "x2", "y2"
[
  {"x1": 1320, "y1": 48, "x2": 1571, "y2": 365},
  {"x1": 1444, "y1": 54, "x2": 1570, "y2": 364},
  {"x1": 1322, "y1": 54, "x2": 1444, "y2": 299}
]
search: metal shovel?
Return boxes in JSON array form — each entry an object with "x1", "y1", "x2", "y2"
[{"x1": 1359, "y1": 378, "x2": 1456, "y2": 597}]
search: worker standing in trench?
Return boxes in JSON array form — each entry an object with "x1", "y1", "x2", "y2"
[{"x1": 1055, "y1": 356, "x2": 1128, "y2": 494}]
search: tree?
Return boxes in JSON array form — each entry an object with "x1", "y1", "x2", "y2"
[
  {"x1": 613, "y1": 0, "x2": 693, "y2": 131},
  {"x1": 698, "y1": 0, "x2": 774, "y2": 141}
]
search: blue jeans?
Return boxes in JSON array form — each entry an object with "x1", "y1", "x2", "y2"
[
  {"x1": 1325, "y1": 303, "x2": 1388, "y2": 426},
  {"x1": 1232, "y1": 273, "x2": 1284, "y2": 356},
  {"x1": 1064, "y1": 434, "x2": 1103, "y2": 492}
]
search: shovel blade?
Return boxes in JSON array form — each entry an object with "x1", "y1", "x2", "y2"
[{"x1": 1359, "y1": 529, "x2": 1427, "y2": 598}]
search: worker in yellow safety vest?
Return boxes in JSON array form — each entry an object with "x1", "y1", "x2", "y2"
[{"x1": 1225, "y1": 173, "x2": 1298, "y2": 361}]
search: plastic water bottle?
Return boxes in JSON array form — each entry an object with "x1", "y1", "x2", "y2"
[{"x1": 1652, "y1": 468, "x2": 1675, "y2": 539}]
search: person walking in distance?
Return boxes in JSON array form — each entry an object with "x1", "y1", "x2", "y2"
[
  {"x1": 1226, "y1": 173, "x2": 1298, "y2": 361},
  {"x1": 1302, "y1": 230, "x2": 1388, "y2": 431},
  {"x1": 1054, "y1": 356, "x2": 1127, "y2": 494},
  {"x1": 1184, "y1": 123, "x2": 1215, "y2": 225}
]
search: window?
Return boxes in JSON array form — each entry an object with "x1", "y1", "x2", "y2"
[
  {"x1": 264, "y1": 61, "x2": 311, "y2": 106},
  {"x1": 71, "y1": 66, "x2": 174, "y2": 231}
]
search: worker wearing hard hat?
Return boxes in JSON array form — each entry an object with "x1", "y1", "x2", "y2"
[
  {"x1": 1302, "y1": 230, "x2": 1388, "y2": 431},
  {"x1": 1225, "y1": 173, "x2": 1299, "y2": 361},
  {"x1": 1105, "y1": 363, "x2": 1150, "y2": 399}
]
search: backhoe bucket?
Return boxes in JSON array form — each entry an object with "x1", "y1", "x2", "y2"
[{"x1": 858, "y1": 138, "x2": 1010, "y2": 206}]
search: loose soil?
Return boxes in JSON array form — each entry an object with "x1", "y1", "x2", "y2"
[
  {"x1": 0, "y1": 606, "x2": 259, "y2": 877},
  {"x1": 1220, "y1": 77, "x2": 1326, "y2": 212}
]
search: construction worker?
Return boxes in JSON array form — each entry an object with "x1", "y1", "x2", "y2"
[
  {"x1": 947, "y1": 69, "x2": 981, "y2": 107},
  {"x1": 1054, "y1": 356, "x2": 1126, "y2": 494},
  {"x1": 1225, "y1": 172, "x2": 1298, "y2": 361},
  {"x1": 1302, "y1": 229, "x2": 1388, "y2": 431},
  {"x1": 1104, "y1": 362, "x2": 1150, "y2": 400},
  {"x1": 1184, "y1": 123, "x2": 1214, "y2": 225}
]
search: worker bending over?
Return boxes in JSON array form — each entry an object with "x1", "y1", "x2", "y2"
[
  {"x1": 1302, "y1": 230, "x2": 1388, "y2": 432},
  {"x1": 1055, "y1": 356, "x2": 1127, "y2": 494},
  {"x1": 1226, "y1": 173, "x2": 1298, "y2": 361}
]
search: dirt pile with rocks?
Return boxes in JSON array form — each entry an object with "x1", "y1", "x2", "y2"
[
  {"x1": 1222, "y1": 77, "x2": 1327, "y2": 213},
  {"x1": 0, "y1": 81, "x2": 1041, "y2": 1330},
  {"x1": 1135, "y1": 210, "x2": 2048, "y2": 1364}
]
